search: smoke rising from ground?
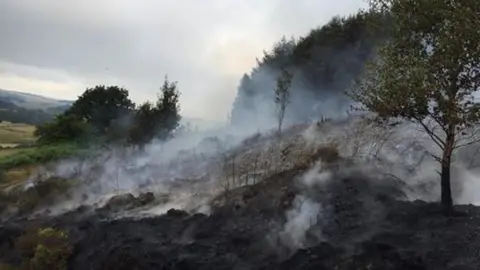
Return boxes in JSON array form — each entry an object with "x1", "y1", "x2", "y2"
[
  {"x1": 268, "y1": 116, "x2": 480, "y2": 253},
  {"x1": 11, "y1": 107, "x2": 480, "y2": 262},
  {"x1": 21, "y1": 114, "x2": 480, "y2": 217}
]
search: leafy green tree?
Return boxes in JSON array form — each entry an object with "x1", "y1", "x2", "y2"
[
  {"x1": 128, "y1": 76, "x2": 181, "y2": 146},
  {"x1": 105, "y1": 114, "x2": 135, "y2": 144},
  {"x1": 351, "y1": 0, "x2": 480, "y2": 213},
  {"x1": 156, "y1": 77, "x2": 181, "y2": 140},
  {"x1": 34, "y1": 114, "x2": 91, "y2": 144},
  {"x1": 261, "y1": 36, "x2": 296, "y2": 69},
  {"x1": 66, "y1": 85, "x2": 135, "y2": 134},
  {"x1": 127, "y1": 101, "x2": 157, "y2": 146}
]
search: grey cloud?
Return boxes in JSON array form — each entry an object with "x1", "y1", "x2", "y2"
[{"x1": 0, "y1": 0, "x2": 366, "y2": 120}]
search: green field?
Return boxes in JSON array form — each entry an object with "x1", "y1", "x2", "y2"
[
  {"x1": 0, "y1": 121, "x2": 36, "y2": 147},
  {"x1": 0, "y1": 122, "x2": 86, "y2": 185}
]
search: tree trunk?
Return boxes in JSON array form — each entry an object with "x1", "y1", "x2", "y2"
[
  {"x1": 278, "y1": 119, "x2": 283, "y2": 135},
  {"x1": 441, "y1": 132, "x2": 454, "y2": 214}
]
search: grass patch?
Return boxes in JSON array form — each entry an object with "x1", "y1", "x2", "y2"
[
  {"x1": 0, "y1": 122, "x2": 36, "y2": 145},
  {"x1": 0, "y1": 143, "x2": 83, "y2": 171}
]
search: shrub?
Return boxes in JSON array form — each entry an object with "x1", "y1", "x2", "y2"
[
  {"x1": 30, "y1": 228, "x2": 72, "y2": 270},
  {"x1": 35, "y1": 115, "x2": 92, "y2": 144},
  {"x1": 14, "y1": 227, "x2": 72, "y2": 270},
  {"x1": 313, "y1": 144, "x2": 340, "y2": 164}
]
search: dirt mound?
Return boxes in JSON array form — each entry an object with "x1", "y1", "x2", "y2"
[{"x1": 100, "y1": 192, "x2": 156, "y2": 213}]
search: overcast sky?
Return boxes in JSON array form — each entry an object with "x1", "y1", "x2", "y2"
[{"x1": 0, "y1": 0, "x2": 366, "y2": 121}]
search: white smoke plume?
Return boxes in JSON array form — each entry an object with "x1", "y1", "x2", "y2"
[
  {"x1": 272, "y1": 115, "x2": 480, "y2": 253},
  {"x1": 15, "y1": 106, "x2": 480, "y2": 226}
]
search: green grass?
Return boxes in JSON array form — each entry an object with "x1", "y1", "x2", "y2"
[{"x1": 0, "y1": 143, "x2": 83, "y2": 171}]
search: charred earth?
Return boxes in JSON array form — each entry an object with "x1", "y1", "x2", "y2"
[{"x1": 1, "y1": 165, "x2": 480, "y2": 270}]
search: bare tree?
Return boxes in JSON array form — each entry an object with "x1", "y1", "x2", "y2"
[{"x1": 274, "y1": 68, "x2": 293, "y2": 135}]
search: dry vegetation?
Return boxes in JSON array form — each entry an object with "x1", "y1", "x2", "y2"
[
  {"x1": 0, "y1": 227, "x2": 72, "y2": 270},
  {"x1": 0, "y1": 176, "x2": 77, "y2": 217},
  {"x1": 214, "y1": 122, "x2": 342, "y2": 192},
  {"x1": 0, "y1": 122, "x2": 36, "y2": 147}
]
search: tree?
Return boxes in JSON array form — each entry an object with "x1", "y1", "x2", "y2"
[
  {"x1": 35, "y1": 114, "x2": 91, "y2": 144},
  {"x1": 127, "y1": 101, "x2": 157, "y2": 146},
  {"x1": 274, "y1": 68, "x2": 293, "y2": 134},
  {"x1": 156, "y1": 76, "x2": 181, "y2": 140},
  {"x1": 127, "y1": 76, "x2": 181, "y2": 146},
  {"x1": 66, "y1": 85, "x2": 135, "y2": 134},
  {"x1": 229, "y1": 12, "x2": 388, "y2": 127},
  {"x1": 230, "y1": 74, "x2": 257, "y2": 126},
  {"x1": 351, "y1": 0, "x2": 480, "y2": 213}
]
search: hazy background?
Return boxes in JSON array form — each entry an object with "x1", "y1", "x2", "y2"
[{"x1": 0, "y1": 0, "x2": 366, "y2": 121}]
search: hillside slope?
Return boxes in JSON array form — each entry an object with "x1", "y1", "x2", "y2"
[{"x1": 0, "y1": 89, "x2": 73, "y2": 125}]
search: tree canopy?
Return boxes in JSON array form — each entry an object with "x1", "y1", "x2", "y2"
[
  {"x1": 230, "y1": 11, "x2": 388, "y2": 126},
  {"x1": 351, "y1": 0, "x2": 480, "y2": 212},
  {"x1": 66, "y1": 85, "x2": 135, "y2": 134},
  {"x1": 35, "y1": 78, "x2": 181, "y2": 147},
  {"x1": 128, "y1": 77, "x2": 181, "y2": 146}
]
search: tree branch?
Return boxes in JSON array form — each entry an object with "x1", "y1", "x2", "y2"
[
  {"x1": 454, "y1": 127, "x2": 480, "y2": 149},
  {"x1": 425, "y1": 150, "x2": 442, "y2": 163},
  {"x1": 468, "y1": 146, "x2": 480, "y2": 169},
  {"x1": 412, "y1": 116, "x2": 446, "y2": 150},
  {"x1": 427, "y1": 112, "x2": 448, "y2": 134},
  {"x1": 454, "y1": 136, "x2": 480, "y2": 150}
]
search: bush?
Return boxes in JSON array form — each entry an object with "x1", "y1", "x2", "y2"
[
  {"x1": 30, "y1": 228, "x2": 72, "y2": 270},
  {"x1": 14, "y1": 227, "x2": 72, "y2": 270},
  {"x1": 35, "y1": 115, "x2": 92, "y2": 145}
]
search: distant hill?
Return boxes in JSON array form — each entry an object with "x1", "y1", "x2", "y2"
[
  {"x1": 0, "y1": 89, "x2": 73, "y2": 125},
  {"x1": 0, "y1": 89, "x2": 72, "y2": 110}
]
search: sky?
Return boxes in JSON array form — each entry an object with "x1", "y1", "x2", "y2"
[{"x1": 0, "y1": 0, "x2": 366, "y2": 122}]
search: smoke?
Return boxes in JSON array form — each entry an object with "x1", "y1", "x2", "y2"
[
  {"x1": 11, "y1": 95, "x2": 480, "y2": 258},
  {"x1": 279, "y1": 195, "x2": 323, "y2": 248},
  {"x1": 229, "y1": 65, "x2": 355, "y2": 135},
  {"x1": 22, "y1": 125, "x2": 243, "y2": 215},
  {"x1": 269, "y1": 115, "x2": 480, "y2": 254},
  {"x1": 21, "y1": 111, "x2": 480, "y2": 220}
]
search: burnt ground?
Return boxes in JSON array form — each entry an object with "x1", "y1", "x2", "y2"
[{"x1": 2, "y1": 167, "x2": 480, "y2": 270}]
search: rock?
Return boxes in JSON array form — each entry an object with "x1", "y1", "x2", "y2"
[
  {"x1": 167, "y1": 208, "x2": 188, "y2": 217},
  {"x1": 137, "y1": 192, "x2": 155, "y2": 205},
  {"x1": 103, "y1": 193, "x2": 137, "y2": 211}
]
